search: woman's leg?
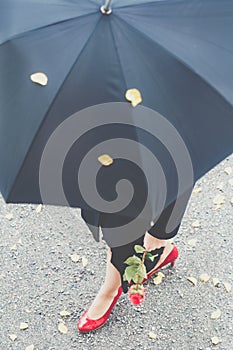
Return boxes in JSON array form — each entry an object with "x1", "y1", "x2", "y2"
[
  {"x1": 86, "y1": 234, "x2": 174, "y2": 319},
  {"x1": 86, "y1": 248, "x2": 121, "y2": 319}
]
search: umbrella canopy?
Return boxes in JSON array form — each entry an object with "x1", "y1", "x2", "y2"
[{"x1": 0, "y1": 0, "x2": 233, "y2": 246}]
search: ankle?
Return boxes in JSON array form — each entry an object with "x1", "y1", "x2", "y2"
[{"x1": 99, "y1": 286, "x2": 119, "y2": 298}]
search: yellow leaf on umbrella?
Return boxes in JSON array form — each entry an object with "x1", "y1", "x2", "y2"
[
  {"x1": 187, "y1": 277, "x2": 197, "y2": 286},
  {"x1": 8, "y1": 334, "x2": 17, "y2": 341},
  {"x1": 211, "y1": 336, "x2": 221, "y2": 345},
  {"x1": 60, "y1": 310, "x2": 71, "y2": 317},
  {"x1": 213, "y1": 194, "x2": 225, "y2": 205},
  {"x1": 211, "y1": 309, "x2": 221, "y2": 320},
  {"x1": 148, "y1": 331, "x2": 157, "y2": 339},
  {"x1": 30, "y1": 72, "x2": 48, "y2": 86},
  {"x1": 82, "y1": 256, "x2": 88, "y2": 268},
  {"x1": 125, "y1": 88, "x2": 142, "y2": 107},
  {"x1": 58, "y1": 322, "x2": 68, "y2": 334},
  {"x1": 98, "y1": 154, "x2": 114, "y2": 166},
  {"x1": 223, "y1": 282, "x2": 231, "y2": 293},
  {"x1": 212, "y1": 278, "x2": 220, "y2": 287},
  {"x1": 20, "y1": 322, "x2": 29, "y2": 330},
  {"x1": 70, "y1": 254, "x2": 80, "y2": 263},
  {"x1": 25, "y1": 345, "x2": 35, "y2": 350},
  {"x1": 199, "y1": 273, "x2": 210, "y2": 283}
]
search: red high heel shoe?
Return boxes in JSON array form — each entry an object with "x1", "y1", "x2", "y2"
[
  {"x1": 78, "y1": 286, "x2": 123, "y2": 332},
  {"x1": 145, "y1": 244, "x2": 178, "y2": 282}
]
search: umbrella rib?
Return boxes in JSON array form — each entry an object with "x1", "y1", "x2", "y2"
[
  {"x1": 114, "y1": 14, "x2": 233, "y2": 108},
  {"x1": 110, "y1": 17, "x2": 173, "y2": 109},
  {"x1": 6, "y1": 16, "x2": 103, "y2": 202},
  {"x1": 115, "y1": 0, "x2": 158, "y2": 10},
  {"x1": 110, "y1": 16, "x2": 197, "y2": 165},
  {"x1": 113, "y1": 17, "x2": 183, "y2": 124},
  {"x1": 109, "y1": 21, "x2": 128, "y2": 91},
  {"x1": 0, "y1": 11, "x2": 98, "y2": 45}
]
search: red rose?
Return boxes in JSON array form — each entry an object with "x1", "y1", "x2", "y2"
[{"x1": 128, "y1": 285, "x2": 146, "y2": 305}]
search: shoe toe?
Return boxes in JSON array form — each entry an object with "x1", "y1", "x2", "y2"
[
  {"x1": 78, "y1": 310, "x2": 90, "y2": 332},
  {"x1": 78, "y1": 311, "x2": 102, "y2": 332}
]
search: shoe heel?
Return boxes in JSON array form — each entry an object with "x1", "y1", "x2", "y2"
[{"x1": 170, "y1": 259, "x2": 176, "y2": 267}]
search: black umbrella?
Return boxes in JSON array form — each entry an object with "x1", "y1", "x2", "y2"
[{"x1": 0, "y1": 0, "x2": 233, "y2": 247}]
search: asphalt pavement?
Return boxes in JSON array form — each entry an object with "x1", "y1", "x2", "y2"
[{"x1": 0, "y1": 154, "x2": 232, "y2": 350}]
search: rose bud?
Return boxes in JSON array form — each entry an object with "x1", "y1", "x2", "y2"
[{"x1": 128, "y1": 285, "x2": 146, "y2": 305}]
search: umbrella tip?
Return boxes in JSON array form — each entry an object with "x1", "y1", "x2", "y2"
[
  {"x1": 100, "y1": 0, "x2": 112, "y2": 15},
  {"x1": 100, "y1": 5, "x2": 112, "y2": 15}
]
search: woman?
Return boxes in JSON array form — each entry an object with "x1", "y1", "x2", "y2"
[{"x1": 77, "y1": 194, "x2": 186, "y2": 332}]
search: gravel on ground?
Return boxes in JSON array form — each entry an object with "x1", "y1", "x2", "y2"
[{"x1": 0, "y1": 155, "x2": 232, "y2": 350}]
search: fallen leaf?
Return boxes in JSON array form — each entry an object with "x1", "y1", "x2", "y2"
[
  {"x1": 98, "y1": 154, "x2": 114, "y2": 166},
  {"x1": 30, "y1": 72, "x2": 48, "y2": 86},
  {"x1": 10, "y1": 244, "x2": 18, "y2": 251},
  {"x1": 18, "y1": 238, "x2": 23, "y2": 245},
  {"x1": 58, "y1": 322, "x2": 68, "y2": 334},
  {"x1": 25, "y1": 309, "x2": 31, "y2": 313},
  {"x1": 211, "y1": 336, "x2": 221, "y2": 345},
  {"x1": 8, "y1": 334, "x2": 17, "y2": 341},
  {"x1": 157, "y1": 272, "x2": 165, "y2": 278},
  {"x1": 224, "y1": 166, "x2": 232, "y2": 175},
  {"x1": 35, "y1": 204, "x2": 42, "y2": 213},
  {"x1": 211, "y1": 309, "x2": 221, "y2": 320},
  {"x1": 216, "y1": 182, "x2": 224, "y2": 190},
  {"x1": 213, "y1": 204, "x2": 222, "y2": 211},
  {"x1": 60, "y1": 310, "x2": 71, "y2": 317},
  {"x1": 82, "y1": 256, "x2": 88, "y2": 268},
  {"x1": 213, "y1": 194, "x2": 225, "y2": 205},
  {"x1": 5, "y1": 213, "x2": 13, "y2": 221},
  {"x1": 199, "y1": 273, "x2": 210, "y2": 283},
  {"x1": 187, "y1": 238, "x2": 197, "y2": 247},
  {"x1": 20, "y1": 322, "x2": 29, "y2": 330},
  {"x1": 191, "y1": 220, "x2": 200, "y2": 228},
  {"x1": 70, "y1": 254, "x2": 80, "y2": 263},
  {"x1": 193, "y1": 187, "x2": 202, "y2": 193},
  {"x1": 187, "y1": 277, "x2": 197, "y2": 286},
  {"x1": 125, "y1": 88, "x2": 142, "y2": 107},
  {"x1": 230, "y1": 197, "x2": 233, "y2": 205},
  {"x1": 25, "y1": 345, "x2": 35, "y2": 350},
  {"x1": 148, "y1": 331, "x2": 157, "y2": 339},
  {"x1": 223, "y1": 282, "x2": 231, "y2": 293},
  {"x1": 212, "y1": 278, "x2": 220, "y2": 287},
  {"x1": 153, "y1": 275, "x2": 163, "y2": 285}
]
